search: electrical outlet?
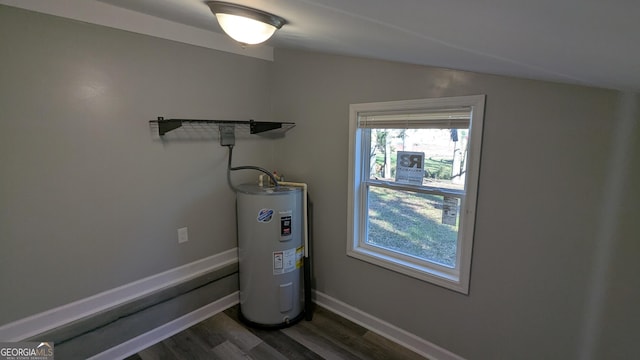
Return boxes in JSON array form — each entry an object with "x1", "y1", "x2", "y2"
[
  {"x1": 178, "y1": 227, "x2": 188, "y2": 243},
  {"x1": 219, "y1": 125, "x2": 235, "y2": 146}
]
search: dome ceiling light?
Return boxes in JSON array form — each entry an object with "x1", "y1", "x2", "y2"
[{"x1": 206, "y1": 1, "x2": 286, "y2": 45}]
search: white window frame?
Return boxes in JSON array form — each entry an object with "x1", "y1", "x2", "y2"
[{"x1": 347, "y1": 95, "x2": 485, "y2": 294}]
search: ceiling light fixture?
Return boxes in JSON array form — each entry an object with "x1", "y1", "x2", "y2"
[{"x1": 206, "y1": 1, "x2": 286, "y2": 45}]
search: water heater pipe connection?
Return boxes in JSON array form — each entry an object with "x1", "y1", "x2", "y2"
[{"x1": 226, "y1": 145, "x2": 279, "y2": 191}]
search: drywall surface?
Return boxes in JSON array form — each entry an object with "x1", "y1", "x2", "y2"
[
  {"x1": 271, "y1": 48, "x2": 625, "y2": 359},
  {"x1": 0, "y1": 5, "x2": 274, "y2": 325},
  {"x1": 590, "y1": 93, "x2": 639, "y2": 360}
]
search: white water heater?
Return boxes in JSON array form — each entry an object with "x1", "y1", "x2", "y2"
[{"x1": 236, "y1": 184, "x2": 304, "y2": 327}]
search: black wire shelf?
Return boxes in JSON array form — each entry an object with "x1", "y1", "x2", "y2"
[{"x1": 149, "y1": 117, "x2": 295, "y2": 140}]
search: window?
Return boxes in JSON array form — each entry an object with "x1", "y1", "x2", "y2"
[{"x1": 347, "y1": 95, "x2": 485, "y2": 293}]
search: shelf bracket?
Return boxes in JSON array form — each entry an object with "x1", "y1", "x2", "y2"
[
  {"x1": 157, "y1": 117, "x2": 183, "y2": 136},
  {"x1": 249, "y1": 120, "x2": 282, "y2": 134}
]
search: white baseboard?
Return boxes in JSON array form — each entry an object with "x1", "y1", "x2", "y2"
[
  {"x1": 313, "y1": 290, "x2": 465, "y2": 360},
  {"x1": 2, "y1": 248, "x2": 463, "y2": 360},
  {"x1": 90, "y1": 290, "x2": 463, "y2": 360},
  {"x1": 0, "y1": 248, "x2": 238, "y2": 342},
  {"x1": 89, "y1": 291, "x2": 240, "y2": 360}
]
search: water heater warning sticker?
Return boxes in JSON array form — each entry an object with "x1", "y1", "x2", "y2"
[
  {"x1": 273, "y1": 248, "x2": 296, "y2": 275},
  {"x1": 296, "y1": 246, "x2": 304, "y2": 269}
]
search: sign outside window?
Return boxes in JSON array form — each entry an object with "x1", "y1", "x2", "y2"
[
  {"x1": 442, "y1": 196, "x2": 459, "y2": 226},
  {"x1": 395, "y1": 151, "x2": 424, "y2": 185}
]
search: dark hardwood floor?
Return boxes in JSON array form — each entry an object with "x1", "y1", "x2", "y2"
[{"x1": 124, "y1": 305, "x2": 427, "y2": 360}]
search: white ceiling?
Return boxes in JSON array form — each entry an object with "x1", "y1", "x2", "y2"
[{"x1": 5, "y1": 0, "x2": 640, "y2": 91}]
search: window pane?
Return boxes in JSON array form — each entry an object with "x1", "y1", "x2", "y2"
[
  {"x1": 368, "y1": 128, "x2": 468, "y2": 191},
  {"x1": 366, "y1": 186, "x2": 460, "y2": 267}
]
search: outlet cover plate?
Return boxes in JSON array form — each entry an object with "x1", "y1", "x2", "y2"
[{"x1": 178, "y1": 227, "x2": 188, "y2": 243}]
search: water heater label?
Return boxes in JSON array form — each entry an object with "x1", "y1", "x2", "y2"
[
  {"x1": 281, "y1": 215, "x2": 292, "y2": 237},
  {"x1": 257, "y1": 208, "x2": 274, "y2": 223},
  {"x1": 296, "y1": 246, "x2": 304, "y2": 269},
  {"x1": 273, "y1": 248, "x2": 296, "y2": 275}
]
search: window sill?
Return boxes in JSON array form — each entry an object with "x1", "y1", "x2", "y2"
[{"x1": 347, "y1": 245, "x2": 469, "y2": 294}]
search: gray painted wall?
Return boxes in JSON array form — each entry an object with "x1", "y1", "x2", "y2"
[
  {"x1": 591, "y1": 93, "x2": 639, "y2": 359},
  {"x1": 271, "y1": 48, "x2": 638, "y2": 359},
  {"x1": 0, "y1": 6, "x2": 276, "y2": 324},
  {"x1": 2, "y1": 5, "x2": 638, "y2": 360}
]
